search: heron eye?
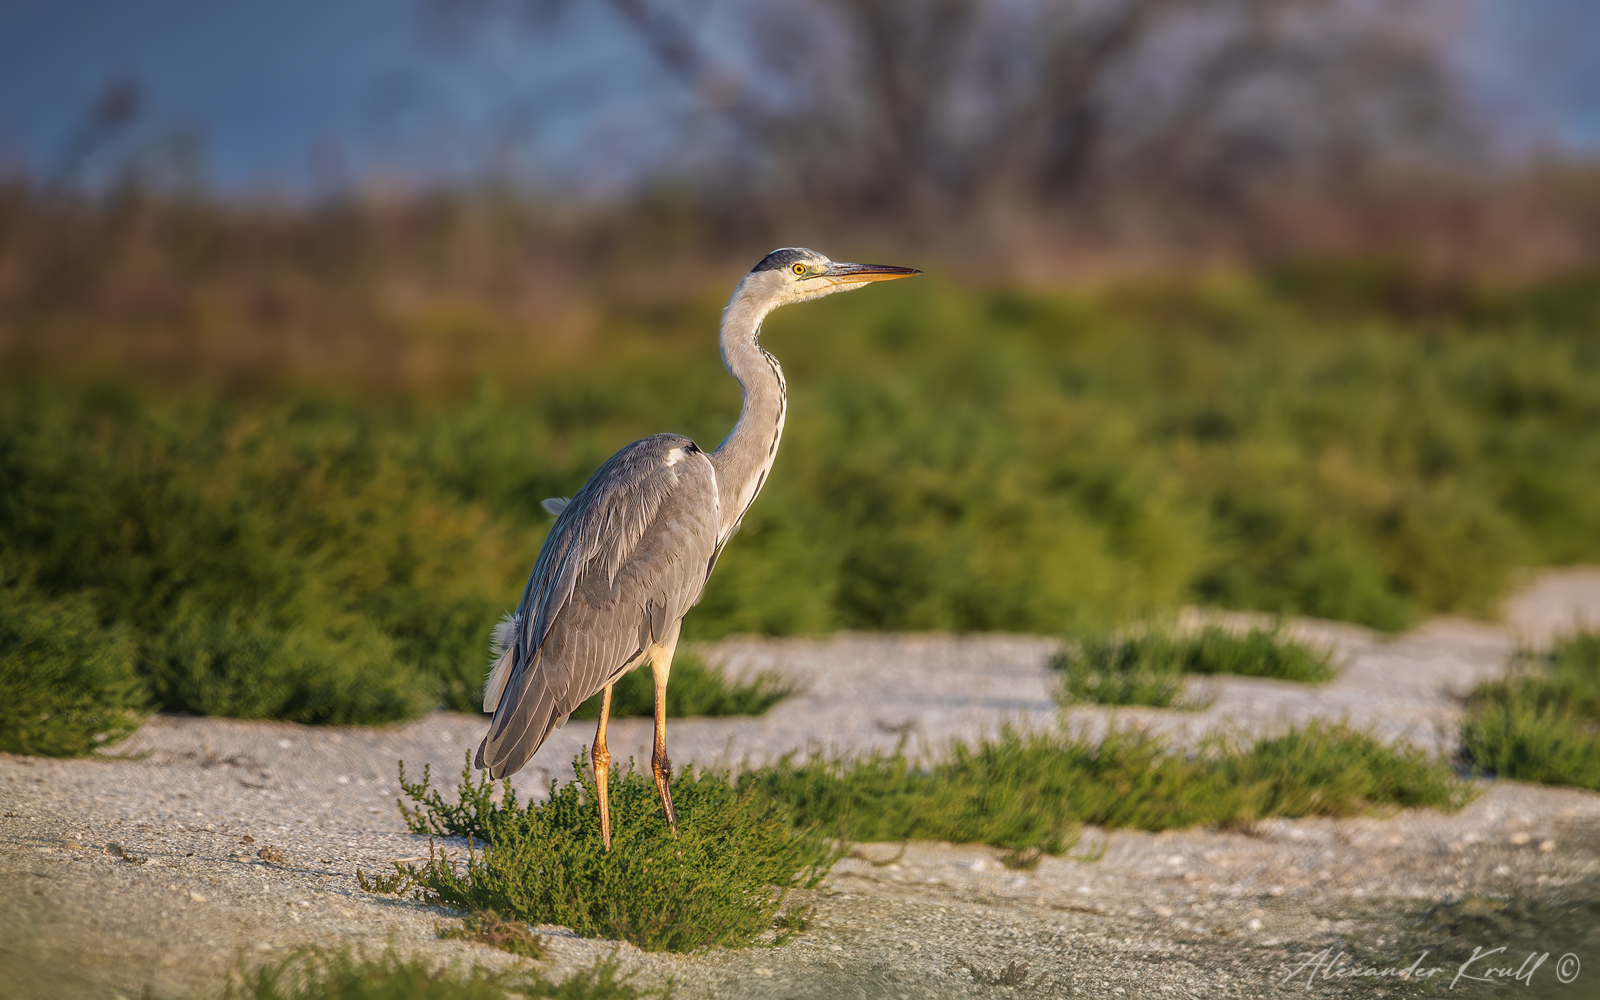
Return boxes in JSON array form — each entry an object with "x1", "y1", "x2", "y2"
[{"x1": 792, "y1": 263, "x2": 806, "y2": 276}]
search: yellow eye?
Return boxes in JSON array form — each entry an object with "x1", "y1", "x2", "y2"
[{"x1": 792, "y1": 263, "x2": 806, "y2": 276}]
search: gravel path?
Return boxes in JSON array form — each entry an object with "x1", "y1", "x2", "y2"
[{"x1": 4, "y1": 569, "x2": 1600, "y2": 1000}]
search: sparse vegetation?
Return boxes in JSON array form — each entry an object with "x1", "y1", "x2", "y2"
[
  {"x1": 746, "y1": 722, "x2": 1468, "y2": 850},
  {"x1": 568, "y1": 651, "x2": 795, "y2": 720},
  {"x1": 1052, "y1": 624, "x2": 1336, "y2": 708},
  {"x1": 1460, "y1": 632, "x2": 1600, "y2": 791},
  {"x1": 388, "y1": 755, "x2": 835, "y2": 953},
  {"x1": 381, "y1": 723, "x2": 1466, "y2": 953},
  {"x1": 959, "y1": 958, "x2": 1039, "y2": 989},
  {"x1": 230, "y1": 949, "x2": 665, "y2": 1000},
  {"x1": 438, "y1": 911, "x2": 546, "y2": 961}
]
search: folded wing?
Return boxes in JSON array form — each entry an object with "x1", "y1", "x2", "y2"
[{"x1": 476, "y1": 434, "x2": 720, "y2": 779}]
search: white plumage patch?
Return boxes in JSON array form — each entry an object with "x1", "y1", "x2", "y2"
[
  {"x1": 664, "y1": 447, "x2": 685, "y2": 466},
  {"x1": 482, "y1": 611, "x2": 520, "y2": 713}
]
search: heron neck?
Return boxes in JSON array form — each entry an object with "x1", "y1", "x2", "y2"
[{"x1": 710, "y1": 290, "x2": 787, "y2": 542}]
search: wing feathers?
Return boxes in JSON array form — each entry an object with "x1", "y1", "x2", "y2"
[{"x1": 478, "y1": 434, "x2": 720, "y2": 779}]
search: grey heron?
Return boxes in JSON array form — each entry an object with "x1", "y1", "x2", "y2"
[{"x1": 476, "y1": 247, "x2": 920, "y2": 849}]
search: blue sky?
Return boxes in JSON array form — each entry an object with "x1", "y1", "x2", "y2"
[
  {"x1": 1, "y1": 0, "x2": 1595, "y2": 194},
  {"x1": 0, "y1": 1, "x2": 424, "y2": 188}
]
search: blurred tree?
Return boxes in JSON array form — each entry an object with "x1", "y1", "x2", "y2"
[
  {"x1": 48, "y1": 77, "x2": 143, "y2": 192},
  {"x1": 430, "y1": 0, "x2": 1474, "y2": 249}
]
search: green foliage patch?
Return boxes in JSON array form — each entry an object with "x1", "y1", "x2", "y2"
[
  {"x1": 231, "y1": 948, "x2": 664, "y2": 1000},
  {"x1": 0, "y1": 387, "x2": 528, "y2": 726},
  {"x1": 568, "y1": 651, "x2": 795, "y2": 720},
  {"x1": 381, "y1": 724, "x2": 1465, "y2": 954},
  {"x1": 1460, "y1": 632, "x2": 1600, "y2": 791},
  {"x1": 746, "y1": 722, "x2": 1468, "y2": 848},
  {"x1": 387, "y1": 756, "x2": 834, "y2": 953},
  {"x1": 1052, "y1": 624, "x2": 1336, "y2": 708},
  {"x1": 0, "y1": 578, "x2": 145, "y2": 756}
]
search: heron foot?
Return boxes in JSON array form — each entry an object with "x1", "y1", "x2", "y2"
[{"x1": 652, "y1": 750, "x2": 678, "y2": 838}]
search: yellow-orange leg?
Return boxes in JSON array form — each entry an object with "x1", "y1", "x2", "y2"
[
  {"x1": 650, "y1": 644, "x2": 678, "y2": 837},
  {"x1": 592, "y1": 683, "x2": 614, "y2": 852}
]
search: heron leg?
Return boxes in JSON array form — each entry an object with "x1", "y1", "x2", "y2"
[
  {"x1": 592, "y1": 683, "x2": 614, "y2": 852},
  {"x1": 649, "y1": 642, "x2": 678, "y2": 837}
]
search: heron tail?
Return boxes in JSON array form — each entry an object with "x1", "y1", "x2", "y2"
[{"x1": 482, "y1": 611, "x2": 520, "y2": 713}]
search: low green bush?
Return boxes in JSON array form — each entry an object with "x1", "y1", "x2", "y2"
[
  {"x1": 379, "y1": 723, "x2": 1465, "y2": 954},
  {"x1": 143, "y1": 596, "x2": 433, "y2": 725},
  {"x1": 569, "y1": 651, "x2": 795, "y2": 720},
  {"x1": 0, "y1": 386, "x2": 536, "y2": 728},
  {"x1": 0, "y1": 579, "x2": 145, "y2": 756},
  {"x1": 748, "y1": 722, "x2": 1466, "y2": 847},
  {"x1": 386, "y1": 756, "x2": 834, "y2": 953},
  {"x1": 1052, "y1": 624, "x2": 1335, "y2": 708},
  {"x1": 1460, "y1": 633, "x2": 1600, "y2": 791}
]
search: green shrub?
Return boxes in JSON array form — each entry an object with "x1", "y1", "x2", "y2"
[
  {"x1": 0, "y1": 387, "x2": 536, "y2": 724},
  {"x1": 745, "y1": 722, "x2": 1468, "y2": 849},
  {"x1": 384, "y1": 725, "x2": 1463, "y2": 952},
  {"x1": 232, "y1": 949, "x2": 663, "y2": 1000},
  {"x1": 1219, "y1": 724, "x2": 1467, "y2": 817},
  {"x1": 569, "y1": 651, "x2": 795, "y2": 720},
  {"x1": 0, "y1": 580, "x2": 144, "y2": 756},
  {"x1": 387, "y1": 756, "x2": 834, "y2": 953},
  {"x1": 143, "y1": 595, "x2": 432, "y2": 725},
  {"x1": 1460, "y1": 633, "x2": 1600, "y2": 791},
  {"x1": 1052, "y1": 630, "x2": 1188, "y2": 708},
  {"x1": 1052, "y1": 624, "x2": 1335, "y2": 708}
]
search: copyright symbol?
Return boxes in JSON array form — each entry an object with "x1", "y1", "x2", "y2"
[{"x1": 1557, "y1": 953, "x2": 1580, "y2": 984}]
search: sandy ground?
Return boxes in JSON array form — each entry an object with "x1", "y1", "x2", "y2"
[{"x1": 4, "y1": 569, "x2": 1600, "y2": 1000}]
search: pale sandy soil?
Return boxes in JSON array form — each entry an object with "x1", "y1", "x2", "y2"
[{"x1": 4, "y1": 569, "x2": 1600, "y2": 1000}]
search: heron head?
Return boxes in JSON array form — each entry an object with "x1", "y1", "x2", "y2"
[{"x1": 741, "y1": 247, "x2": 920, "y2": 308}]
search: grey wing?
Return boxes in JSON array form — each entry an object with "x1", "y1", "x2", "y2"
[{"x1": 476, "y1": 433, "x2": 720, "y2": 779}]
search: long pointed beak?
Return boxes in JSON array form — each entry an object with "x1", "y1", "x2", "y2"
[{"x1": 822, "y1": 261, "x2": 921, "y2": 285}]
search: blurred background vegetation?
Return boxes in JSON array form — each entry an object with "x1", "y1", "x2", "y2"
[{"x1": 2, "y1": 0, "x2": 1599, "y2": 733}]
